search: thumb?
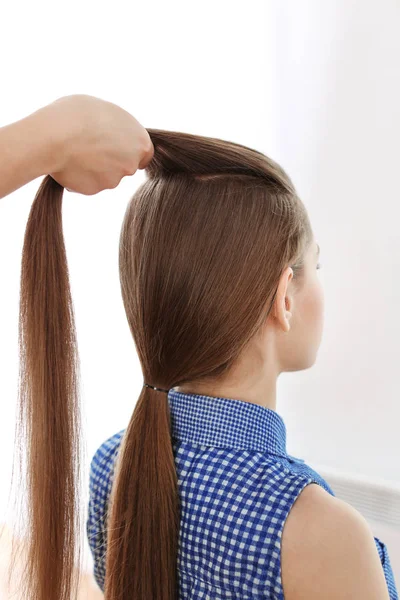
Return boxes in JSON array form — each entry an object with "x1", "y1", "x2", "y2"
[{"x1": 138, "y1": 140, "x2": 155, "y2": 170}]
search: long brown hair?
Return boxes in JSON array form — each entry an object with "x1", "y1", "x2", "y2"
[{"x1": 7, "y1": 128, "x2": 313, "y2": 599}]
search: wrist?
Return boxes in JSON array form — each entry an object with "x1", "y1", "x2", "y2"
[
  {"x1": 29, "y1": 103, "x2": 68, "y2": 175},
  {"x1": 0, "y1": 103, "x2": 70, "y2": 199}
]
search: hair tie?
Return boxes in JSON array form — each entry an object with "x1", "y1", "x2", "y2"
[{"x1": 143, "y1": 382, "x2": 169, "y2": 393}]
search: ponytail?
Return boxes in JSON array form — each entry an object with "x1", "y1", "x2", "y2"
[
  {"x1": 103, "y1": 385, "x2": 180, "y2": 598},
  {"x1": 8, "y1": 175, "x2": 83, "y2": 600}
]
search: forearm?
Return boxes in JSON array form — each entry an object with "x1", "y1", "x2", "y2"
[{"x1": 0, "y1": 105, "x2": 63, "y2": 199}]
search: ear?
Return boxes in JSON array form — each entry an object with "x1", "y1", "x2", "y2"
[{"x1": 273, "y1": 267, "x2": 293, "y2": 332}]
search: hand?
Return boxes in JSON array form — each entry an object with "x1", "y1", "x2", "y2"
[{"x1": 44, "y1": 94, "x2": 154, "y2": 195}]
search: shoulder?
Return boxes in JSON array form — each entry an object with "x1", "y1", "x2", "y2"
[
  {"x1": 281, "y1": 482, "x2": 390, "y2": 599},
  {"x1": 88, "y1": 429, "x2": 126, "y2": 493},
  {"x1": 89, "y1": 429, "x2": 125, "y2": 471},
  {"x1": 86, "y1": 429, "x2": 125, "y2": 592}
]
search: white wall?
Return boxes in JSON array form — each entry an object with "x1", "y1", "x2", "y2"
[{"x1": 0, "y1": 0, "x2": 398, "y2": 579}]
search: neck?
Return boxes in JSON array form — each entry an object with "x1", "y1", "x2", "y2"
[
  {"x1": 176, "y1": 330, "x2": 281, "y2": 412},
  {"x1": 175, "y1": 364, "x2": 278, "y2": 412}
]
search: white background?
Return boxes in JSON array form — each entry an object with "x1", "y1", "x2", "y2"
[{"x1": 0, "y1": 0, "x2": 399, "y2": 581}]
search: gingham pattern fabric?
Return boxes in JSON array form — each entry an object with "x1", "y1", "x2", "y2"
[{"x1": 87, "y1": 388, "x2": 398, "y2": 599}]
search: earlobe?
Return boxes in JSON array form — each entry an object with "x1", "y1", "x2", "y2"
[{"x1": 285, "y1": 311, "x2": 292, "y2": 332}]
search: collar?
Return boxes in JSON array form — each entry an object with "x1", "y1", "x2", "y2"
[{"x1": 167, "y1": 388, "x2": 288, "y2": 459}]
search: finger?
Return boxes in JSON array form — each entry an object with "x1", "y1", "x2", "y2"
[{"x1": 106, "y1": 175, "x2": 122, "y2": 190}]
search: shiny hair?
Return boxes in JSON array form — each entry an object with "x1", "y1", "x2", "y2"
[{"x1": 7, "y1": 128, "x2": 313, "y2": 599}]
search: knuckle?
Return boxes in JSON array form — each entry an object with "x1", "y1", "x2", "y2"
[
  {"x1": 124, "y1": 163, "x2": 137, "y2": 176},
  {"x1": 108, "y1": 177, "x2": 120, "y2": 189}
]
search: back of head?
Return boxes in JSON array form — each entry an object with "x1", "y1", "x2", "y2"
[
  {"x1": 10, "y1": 127, "x2": 313, "y2": 600},
  {"x1": 119, "y1": 128, "x2": 312, "y2": 390}
]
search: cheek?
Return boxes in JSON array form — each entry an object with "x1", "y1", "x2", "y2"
[
  {"x1": 309, "y1": 278, "x2": 324, "y2": 334},
  {"x1": 298, "y1": 277, "x2": 324, "y2": 329}
]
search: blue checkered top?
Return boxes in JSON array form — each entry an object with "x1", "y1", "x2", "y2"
[{"x1": 87, "y1": 388, "x2": 398, "y2": 599}]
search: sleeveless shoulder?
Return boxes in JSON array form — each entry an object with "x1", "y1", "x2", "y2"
[
  {"x1": 281, "y1": 483, "x2": 396, "y2": 599},
  {"x1": 86, "y1": 429, "x2": 125, "y2": 591}
]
